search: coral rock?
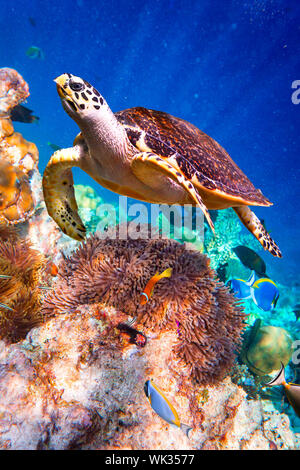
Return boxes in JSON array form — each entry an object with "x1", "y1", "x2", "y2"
[
  {"x1": 0, "y1": 160, "x2": 35, "y2": 225},
  {"x1": 0, "y1": 306, "x2": 296, "y2": 450},
  {"x1": 0, "y1": 68, "x2": 29, "y2": 118},
  {"x1": 0, "y1": 68, "x2": 39, "y2": 226},
  {"x1": 4, "y1": 132, "x2": 38, "y2": 173},
  {"x1": 241, "y1": 322, "x2": 293, "y2": 376}
]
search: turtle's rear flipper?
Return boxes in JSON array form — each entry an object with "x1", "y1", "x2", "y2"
[
  {"x1": 234, "y1": 206, "x2": 282, "y2": 258},
  {"x1": 131, "y1": 151, "x2": 215, "y2": 234},
  {"x1": 42, "y1": 146, "x2": 86, "y2": 241}
]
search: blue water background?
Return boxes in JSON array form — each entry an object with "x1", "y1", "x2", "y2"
[{"x1": 1, "y1": 0, "x2": 299, "y2": 284}]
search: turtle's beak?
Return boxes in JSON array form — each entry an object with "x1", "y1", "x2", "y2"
[{"x1": 54, "y1": 74, "x2": 70, "y2": 99}]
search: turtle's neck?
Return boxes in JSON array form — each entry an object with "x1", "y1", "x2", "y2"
[{"x1": 78, "y1": 106, "x2": 131, "y2": 170}]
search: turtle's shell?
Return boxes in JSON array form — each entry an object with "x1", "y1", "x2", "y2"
[{"x1": 116, "y1": 107, "x2": 271, "y2": 207}]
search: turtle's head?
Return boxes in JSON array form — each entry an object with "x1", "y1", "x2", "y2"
[{"x1": 54, "y1": 73, "x2": 107, "y2": 124}]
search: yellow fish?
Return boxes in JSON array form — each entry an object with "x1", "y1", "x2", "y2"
[{"x1": 140, "y1": 268, "x2": 172, "y2": 305}]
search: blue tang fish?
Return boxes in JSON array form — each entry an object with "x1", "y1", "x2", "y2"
[
  {"x1": 251, "y1": 277, "x2": 279, "y2": 312},
  {"x1": 144, "y1": 380, "x2": 192, "y2": 437},
  {"x1": 228, "y1": 271, "x2": 279, "y2": 311},
  {"x1": 227, "y1": 271, "x2": 256, "y2": 300}
]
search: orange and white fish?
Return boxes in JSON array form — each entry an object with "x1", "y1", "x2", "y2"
[
  {"x1": 140, "y1": 268, "x2": 172, "y2": 305},
  {"x1": 46, "y1": 262, "x2": 58, "y2": 277}
]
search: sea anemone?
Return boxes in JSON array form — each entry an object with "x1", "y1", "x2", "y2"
[
  {"x1": 0, "y1": 234, "x2": 53, "y2": 343},
  {"x1": 43, "y1": 230, "x2": 246, "y2": 384}
]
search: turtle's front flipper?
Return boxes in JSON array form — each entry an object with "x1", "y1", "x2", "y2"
[
  {"x1": 234, "y1": 206, "x2": 282, "y2": 258},
  {"x1": 42, "y1": 146, "x2": 86, "y2": 241},
  {"x1": 131, "y1": 152, "x2": 215, "y2": 234}
]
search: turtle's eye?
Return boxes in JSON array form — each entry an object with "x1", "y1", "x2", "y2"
[{"x1": 69, "y1": 81, "x2": 84, "y2": 92}]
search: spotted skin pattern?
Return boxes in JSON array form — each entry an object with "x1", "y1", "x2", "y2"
[
  {"x1": 116, "y1": 107, "x2": 271, "y2": 205},
  {"x1": 55, "y1": 73, "x2": 104, "y2": 112},
  {"x1": 44, "y1": 74, "x2": 281, "y2": 257},
  {"x1": 234, "y1": 206, "x2": 282, "y2": 257},
  {"x1": 117, "y1": 107, "x2": 282, "y2": 257},
  {"x1": 42, "y1": 146, "x2": 86, "y2": 241}
]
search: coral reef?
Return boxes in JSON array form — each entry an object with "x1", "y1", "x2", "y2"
[
  {"x1": 204, "y1": 208, "x2": 262, "y2": 274},
  {"x1": 75, "y1": 184, "x2": 104, "y2": 233},
  {"x1": 0, "y1": 69, "x2": 297, "y2": 450},
  {"x1": 0, "y1": 159, "x2": 35, "y2": 225},
  {"x1": 0, "y1": 68, "x2": 39, "y2": 226},
  {"x1": 3, "y1": 131, "x2": 39, "y2": 174},
  {"x1": 0, "y1": 233, "x2": 54, "y2": 343},
  {"x1": 240, "y1": 321, "x2": 293, "y2": 376},
  {"x1": 0, "y1": 68, "x2": 29, "y2": 120},
  {"x1": 42, "y1": 233, "x2": 245, "y2": 385},
  {"x1": 0, "y1": 67, "x2": 61, "y2": 254},
  {"x1": 0, "y1": 305, "x2": 296, "y2": 450},
  {"x1": 155, "y1": 210, "x2": 204, "y2": 252},
  {"x1": 25, "y1": 200, "x2": 62, "y2": 258}
]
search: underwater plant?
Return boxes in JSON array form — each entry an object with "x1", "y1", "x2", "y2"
[
  {"x1": 0, "y1": 235, "x2": 53, "y2": 342},
  {"x1": 42, "y1": 230, "x2": 246, "y2": 384}
]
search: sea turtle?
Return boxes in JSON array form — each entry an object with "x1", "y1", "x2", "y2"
[{"x1": 42, "y1": 73, "x2": 282, "y2": 257}]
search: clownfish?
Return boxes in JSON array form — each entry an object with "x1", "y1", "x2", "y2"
[
  {"x1": 140, "y1": 268, "x2": 172, "y2": 305},
  {"x1": 144, "y1": 380, "x2": 192, "y2": 437},
  {"x1": 45, "y1": 262, "x2": 59, "y2": 277},
  {"x1": 49, "y1": 263, "x2": 58, "y2": 277}
]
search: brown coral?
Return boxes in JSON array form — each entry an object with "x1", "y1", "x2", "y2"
[
  {"x1": 43, "y1": 233, "x2": 246, "y2": 384},
  {"x1": 4, "y1": 131, "x2": 38, "y2": 172},
  {"x1": 0, "y1": 159, "x2": 35, "y2": 225},
  {"x1": 0, "y1": 234, "x2": 53, "y2": 343}
]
